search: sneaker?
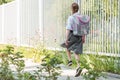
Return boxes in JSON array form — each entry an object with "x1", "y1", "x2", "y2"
[
  {"x1": 75, "y1": 67, "x2": 82, "y2": 77},
  {"x1": 67, "y1": 61, "x2": 72, "y2": 66}
]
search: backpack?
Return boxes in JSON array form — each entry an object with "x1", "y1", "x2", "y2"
[{"x1": 72, "y1": 15, "x2": 90, "y2": 36}]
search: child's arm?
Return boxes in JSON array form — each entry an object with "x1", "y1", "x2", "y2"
[
  {"x1": 65, "y1": 29, "x2": 70, "y2": 46},
  {"x1": 82, "y1": 35, "x2": 85, "y2": 43}
]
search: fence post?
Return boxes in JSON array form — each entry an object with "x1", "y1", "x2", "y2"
[
  {"x1": 2, "y1": 4, "x2": 5, "y2": 43},
  {"x1": 16, "y1": 0, "x2": 20, "y2": 46},
  {"x1": 39, "y1": 0, "x2": 44, "y2": 45}
]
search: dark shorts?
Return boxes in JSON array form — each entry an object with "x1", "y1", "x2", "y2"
[{"x1": 61, "y1": 31, "x2": 83, "y2": 54}]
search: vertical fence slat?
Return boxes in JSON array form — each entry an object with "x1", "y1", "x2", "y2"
[
  {"x1": 117, "y1": 0, "x2": 119, "y2": 54},
  {"x1": 2, "y1": 5, "x2": 4, "y2": 43},
  {"x1": 77, "y1": 0, "x2": 119, "y2": 55}
]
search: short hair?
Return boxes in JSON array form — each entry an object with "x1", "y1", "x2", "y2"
[{"x1": 71, "y1": 2, "x2": 79, "y2": 12}]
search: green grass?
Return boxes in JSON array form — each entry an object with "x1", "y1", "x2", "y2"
[{"x1": 0, "y1": 44, "x2": 40, "y2": 63}]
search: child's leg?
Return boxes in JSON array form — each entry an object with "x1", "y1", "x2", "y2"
[
  {"x1": 74, "y1": 53, "x2": 82, "y2": 77},
  {"x1": 74, "y1": 53, "x2": 80, "y2": 67},
  {"x1": 66, "y1": 49, "x2": 72, "y2": 61},
  {"x1": 66, "y1": 49, "x2": 72, "y2": 66}
]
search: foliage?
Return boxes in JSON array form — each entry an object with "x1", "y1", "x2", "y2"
[
  {"x1": 31, "y1": 45, "x2": 51, "y2": 63},
  {"x1": 79, "y1": 54, "x2": 120, "y2": 80},
  {"x1": 0, "y1": 45, "x2": 21, "y2": 80},
  {"x1": 59, "y1": 51, "x2": 120, "y2": 80},
  {"x1": 0, "y1": 44, "x2": 120, "y2": 80},
  {"x1": 0, "y1": 45, "x2": 63, "y2": 80},
  {"x1": 34, "y1": 51, "x2": 62, "y2": 80},
  {"x1": 80, "y1": 54, "x2": 105, "y2": 80},
  {"x1": 0, "y1": 45, "x2": 36, "y2": 80},
  {"x1": 0, "y1": 0, "x2": 14, "y2": 5}
]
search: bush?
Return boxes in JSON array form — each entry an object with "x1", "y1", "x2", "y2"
[
  {"x1": 34, "y1": 51, "x2": 62, "y2": 80},
  {"x1": 0, "y1": 45, "x2": 36, "y2": 80}
]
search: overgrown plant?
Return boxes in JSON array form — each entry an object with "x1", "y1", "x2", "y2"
[
  {"x1": 80, "y1": 54, "x2": 105, "y2": 80},
  {"x1": 35, "y1": 52, "x2": 62, "y2": 80},
  {"x1": 0, "y1": 45, "x2": 36, "y2": 80},
  {"x1": 0, "y1": 46, "x2": 18, "y2": 80},
  {"x1": 0, "y1": 45, "x2": 63, "y2": 80}
]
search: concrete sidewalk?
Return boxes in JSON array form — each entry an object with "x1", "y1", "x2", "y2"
[
  {"x1": 22, "y1": 59, "x2": 120, "y2": 80},
  {"x1": 57, "y1": 64, "x2": 120, "y2": 80},
  {"x1": 58, "y1": 67, "x2": 120, "y2": 80}
]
